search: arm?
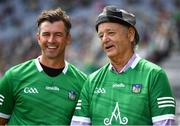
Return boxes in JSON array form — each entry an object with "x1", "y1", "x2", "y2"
[
  {"x1": 153, "y1": 119, "x2": 175, "y2": 126},
  {"x1": 71, "y1": 79, "x2": 91, "y2": 125},
  {"x1": 150, "y1": 69, "x2": 176, "y2": 125},
  {"x1": 0, "y1": 71, "x2": 13, "y2": 125},
  {"x1": 71, "y1": 116, "x2": 91, "y2": 126},
  {"x1": 0, "y1": 117, "x2": 7, "y2": 125}
]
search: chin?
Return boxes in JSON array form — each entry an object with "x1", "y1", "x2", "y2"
[
  {"x1": 45, "y1": 54, "x2": 59, "y2": 59},
  {"x1": 106, "y1": 51, "x2": 115, "y2": 57}
]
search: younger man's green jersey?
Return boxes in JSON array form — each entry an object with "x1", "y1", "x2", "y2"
[
  {"x1": 71, "y1": 58, "x2": 175, "y2": 125},
  {"x1": 0, "y1": 58, "x2": 87, "y2": 125}
]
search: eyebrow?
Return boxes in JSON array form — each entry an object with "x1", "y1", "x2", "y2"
[{"x1": 98, "y1": 28, "x2": 115, "y2": 34}]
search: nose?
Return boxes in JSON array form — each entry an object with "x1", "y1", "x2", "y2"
[
  {"x1": 48, "y1": 35, "x2": 55, "y2": 43},
  {"x1": 102, "y1": 34, "x2": 110, "y2": 43}
]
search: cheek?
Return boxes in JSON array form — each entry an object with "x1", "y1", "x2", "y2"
[
  {"x1": 37, "y1": 38, "x2": 46, "y2": 48},
  {"x1": 100, "y1": 41, "x2": 105, "y2": 49},
  {"x1": 39, "y1": 36, "x2": 47, "y2": 43}
]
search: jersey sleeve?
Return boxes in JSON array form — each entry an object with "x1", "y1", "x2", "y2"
[
  {"x1": 149, "y1": 69, "x2": 176, "y2": 123},
  {"x1": 0, "y1": 71, "x2": 14, "y2": 119},
  {"x1": 71, "y1": 79, "x2": 91, "y2": 125}
]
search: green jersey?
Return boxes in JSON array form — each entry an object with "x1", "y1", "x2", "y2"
[
  {"x1": 0, "y1": 58, "x2": 87, "y2": 125},
  {"x1": 71, "y1": 58, "x2": 175, "y2": 125}
]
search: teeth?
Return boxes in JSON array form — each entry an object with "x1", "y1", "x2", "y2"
[{"x1": 48, "y1": 46, "x2": 56, "y2": 49}]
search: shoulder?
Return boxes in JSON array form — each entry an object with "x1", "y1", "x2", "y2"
[
  {"x1": 89, "y1": 63, "x2": 110, "y2": 80},
  {"x1": 137, "y1": 58, "x2": 163, "y2": 72},
  {"x1": 66, "y1": 63, "x2": 87, "y2": 79},
  {"x1": 4, "y1": 59, "x2": 35, "y2": 77},
  {"x1": 136, "y1": 59, "x2": 169, "y2": 80},
  {"x1": 81, "y1": 64, "x2": 110, "y2": 92}
]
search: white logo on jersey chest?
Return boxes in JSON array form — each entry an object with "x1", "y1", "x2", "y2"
[
  {"x1": 94, "y1": 87, "x2": 106, "y2": 94},
  {"x1": 112, "y1": 83, "x2": 125, "y2": 88},
  {"x1": 45, "y1": 86, "x2": 59, "y2": 91},
  {"x1": 24, "y1": 87, "x2": 39, "y2": 94}
]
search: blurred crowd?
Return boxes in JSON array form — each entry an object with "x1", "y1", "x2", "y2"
[{"x1": 0, "y1": 0, "x2": 180, "y2": 76}]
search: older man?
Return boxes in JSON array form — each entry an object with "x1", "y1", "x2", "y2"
[{"x1": 71, "y1": 5, "x2": 176, "y2": 126}]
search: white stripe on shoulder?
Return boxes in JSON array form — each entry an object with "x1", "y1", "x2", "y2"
[
  {"x1": 158, "y1": 104, "x2": 175, "y2": 108},
  {"x1": 157, "y1": 97, "x2": 175, "y2": 101},
  {"x1": 78, "y1": 100, "x2": 82, "y2": 103},
  {"x1": 0, "y1": 94, "x2": 4, "y2": 99},
  {"x1": 75, "y1": 107, "x2": 81, "y2": 110},
  {"x1": 158, "y1": 101, "x2": 175, "y2": 104},
  {"x1": 152, "y1": 114, "x2": 175, "y2": 122},
  {"x1": 0, "y1": 113, "x2": 10, "y2": 119},
  {"x1": 71, "y1": 116, "x2": 91, "y2": 123},
  {"x1": 77, "y1": 103, "x2": 81, "y2": 106},
  {"x1": 0, "y1": 94, "x2": 4, "y2": 105},
  {"x1": 157, "y1": 97, "x2": 175, "y2": 108}
]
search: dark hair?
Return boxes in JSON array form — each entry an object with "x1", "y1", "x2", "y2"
[{"x1": 37, "y1": 8, "x2": 71, "y2": 33}]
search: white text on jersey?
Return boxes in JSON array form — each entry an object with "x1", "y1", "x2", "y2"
[
  {"x1": 94, "y1": 87, "x2": 106, "y2": 94},
  {"x1": 24, "y1": 87, "x2": 39, "y2": 94}
]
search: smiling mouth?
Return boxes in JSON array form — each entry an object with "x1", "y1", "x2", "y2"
[{"x1": 47, "y1": 45, "x2": 57, "y2": 49}]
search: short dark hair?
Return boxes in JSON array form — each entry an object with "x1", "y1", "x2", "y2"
[{"x1": 37, "y1": 8, "x2": 71, "y2": 33}]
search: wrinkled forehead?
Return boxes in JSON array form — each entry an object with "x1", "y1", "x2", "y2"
[{"x1": 97, "y1": 22, "x2": 128, "y2": 33}]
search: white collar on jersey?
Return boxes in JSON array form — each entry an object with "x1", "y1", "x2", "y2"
[
  {"x1": 130, "y1": 53, "x2": 141, "y2": 69},
  {"x1": 34, "y1": 57, "x2": 68, "y2": 74},
  {"x1": 109, "y1": 53, "x2": 141, "y2": 73}
]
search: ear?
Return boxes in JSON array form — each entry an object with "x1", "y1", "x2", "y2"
[
  {"x1": 36, "y1": 32, "x2": 40, "y2": 44},
  {"x1": 66, "y1": 33, "x2": 71, "y2": 45},
  {"x1": 128, "y1": 27, "x2": 135, "y2": 42}
]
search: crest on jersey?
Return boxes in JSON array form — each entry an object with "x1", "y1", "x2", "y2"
[
  {"x1": 132, "y1": 84, "x2": 142, "y2": 94},
  {"x1": 68, "y1": 91, "x2": 76, "y2": 100},
  {"x1": 104, "y1": 102, "x2": 128, "y2": 125}
]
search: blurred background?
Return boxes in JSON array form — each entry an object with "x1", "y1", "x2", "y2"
[{"x1": 0, "y1": 0, "x2": 179, "y2": 124}]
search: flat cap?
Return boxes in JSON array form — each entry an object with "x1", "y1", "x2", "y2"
[{"x1": 96, "y1": 6, "x2": 139, "y2": 44}]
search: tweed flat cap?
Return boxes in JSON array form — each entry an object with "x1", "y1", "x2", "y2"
[{"x1": 96, "y1": 6, "x2": 140, "y2": 44}]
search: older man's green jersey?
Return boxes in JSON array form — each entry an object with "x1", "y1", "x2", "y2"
[
  {"x1": 71, "y1": 58, "x2": 175, "y2": 125},
  {"x1": 0, "y1": 58, "x2": 87, "y2": 125}
]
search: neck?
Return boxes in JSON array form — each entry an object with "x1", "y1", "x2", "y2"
[
  {"x1": 110, "y1": 52, "x2": 134, "y2": 71},
  {"x1": 39, "y1": 55, "x2": 65, "y2": 69}
]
